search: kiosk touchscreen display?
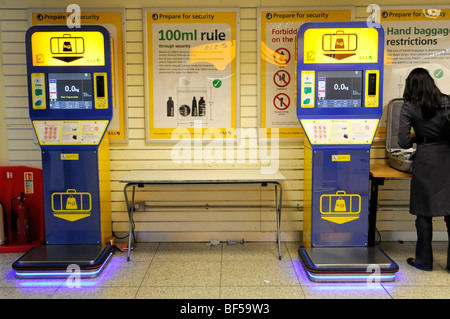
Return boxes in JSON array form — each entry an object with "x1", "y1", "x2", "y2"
[
  {"x1": 317, "y1": 70, "x2": 362, "y2": 108},
  {"x1": 49, "y1": 73, "x2": 93, "y2": 110}
]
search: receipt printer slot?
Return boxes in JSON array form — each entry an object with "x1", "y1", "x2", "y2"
[
  {"x1": 368, "y1": 73, "x2": 377, "y2": 96},
  {"x1": 94, "y1": 73, "x2": 108, "y2": 109}
]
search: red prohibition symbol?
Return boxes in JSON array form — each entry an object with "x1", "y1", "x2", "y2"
[
  {"x1": 273, "y1": 93, "x2": 290, "y2": 110},
  {"x1": 273, "y1": 48, "x2": 290, "y2": 65},
  {"x1": 273, "y1": 70, "x2": 291, "y2": 87}
]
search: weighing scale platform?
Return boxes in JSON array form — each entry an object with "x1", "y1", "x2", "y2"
[
  {"x1": 12, "y1": 244, "x2": 114, "y2": 278},
  {"x1": 299, "y1": 246, "x2": 399, "y2": 282}
]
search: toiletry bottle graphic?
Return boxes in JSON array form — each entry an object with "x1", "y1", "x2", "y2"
[
  {"x1": 167, "y1": 97, "x2": 174, "y2": 117},
  {"x1": 192, "y1": 97, "x2": 198, "y2": 116},
  {"x1": 199, "y1": 97, "x2": 206, "y2": 117}
]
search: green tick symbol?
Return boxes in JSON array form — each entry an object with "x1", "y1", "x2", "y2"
[
  {"x1": 212, "y1": 79, "x2": 222, "y2": 88},
  {"x1": 434, "y1": 69, "x2": 444, "y2": 79}
]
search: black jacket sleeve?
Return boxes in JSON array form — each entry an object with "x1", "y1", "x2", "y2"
[{"x1": 398, "y1": 103, "x2": 413, "y2": 149}]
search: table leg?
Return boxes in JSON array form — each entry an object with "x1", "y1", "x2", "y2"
[
  {"x1": 124, "y1": 184, "x2": 136, "y2": 261},
  {"x1": 273, "y1": 182, "x2": 282, "y2": 260},
  {"x1": 368, "y1": 177, "x2": 384, "y2": 247}
]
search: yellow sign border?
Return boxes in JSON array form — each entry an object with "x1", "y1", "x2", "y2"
[{"x1": 144, "y1": 9, "x2": 239, "y2": 141}]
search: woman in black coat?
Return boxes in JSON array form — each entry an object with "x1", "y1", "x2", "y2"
[{"x1": 398, "y1": 67, "x2": 450, "y2": 271}]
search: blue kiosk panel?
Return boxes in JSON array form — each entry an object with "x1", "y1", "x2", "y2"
[
  {"x1": 310, "y1": 149, "x2": 370, "y2": 247},
  {"x1": 42, "y1": 149, "x2": 102, "y2": 244}
]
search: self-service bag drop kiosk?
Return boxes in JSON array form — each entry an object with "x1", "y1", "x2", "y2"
[
  {"x1": 12, "y1": 25, "x2": 115, "y2": 278},
  {"x1": 296, "y1": 22, "x2": 398, "y2": 282}
]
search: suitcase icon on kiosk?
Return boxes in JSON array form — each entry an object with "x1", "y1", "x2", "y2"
[
  {"x1": 321, "y1": 30, "x2": 358, "y2": 60},
  {"x1": 322, "y1": 31, "x2": 357, "y2": 52},
  {"x1": 51, "y1": 189, "x2": 92, "y2": 221},
  {"x1": 319, "y1": 191, "x2": 361, "y2": 224},
  {"x1": 50, "y1": 34, "x2": 85, "y2": 55}
]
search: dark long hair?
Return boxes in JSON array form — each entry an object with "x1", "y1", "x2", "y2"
[{"x1": 403, "y1": 68, "x2": 442, "y2": 117}]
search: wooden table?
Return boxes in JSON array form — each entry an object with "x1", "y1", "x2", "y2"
[{"x1": 369, "y1": 164, "x2": 411, "y2": 246}]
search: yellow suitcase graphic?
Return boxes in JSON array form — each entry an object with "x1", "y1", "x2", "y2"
[
  {"x1": 51, "y1": 189, "x2": 92, "y2": 222},
  {"x1": 320, "y1": 191, "x2": 360, "y2": 224},
  {"x1": 50, "y1": 34, "x2": 85, "y2": 55},
  {"x1": 322, "y1": 31, "x2": 357, "y2": 52}
]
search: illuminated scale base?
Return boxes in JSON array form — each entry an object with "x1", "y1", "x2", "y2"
[
  {"x1": 298, "y1": 246, "x2": 399, "y2": 283},
  {"x1": 12, "y1": 245, "x2": 114, "y2": 278}
]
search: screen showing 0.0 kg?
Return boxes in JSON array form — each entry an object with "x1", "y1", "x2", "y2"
[
  {"x1": 317, "y1": 70, "x2": 362, "y2": 108},
  {"x1": 49, "y1": 73, "x2": 93, "y2": 110}
]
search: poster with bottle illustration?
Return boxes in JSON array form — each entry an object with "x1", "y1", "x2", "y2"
[
  {"x1": 144, "y1": 8, "x2": 239, "y2": 141},
  {"x1": 258, "y1": 7, "x2": 353, "y2": 140},
  {"x1": 380, "y1": 6, "x2": 450, "y2": 138}
]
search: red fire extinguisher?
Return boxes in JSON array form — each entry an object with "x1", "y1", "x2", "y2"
[
  {"x1": 11, "y1": 193, "x2": 31, "y2": 245},
  {"x1": 0, "y1": 200, "x2": 7, "y2": 245}
]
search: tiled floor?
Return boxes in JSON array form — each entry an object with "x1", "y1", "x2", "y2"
[{"x1": 0, "y1": 241, "x2": 449, "y2": 299}]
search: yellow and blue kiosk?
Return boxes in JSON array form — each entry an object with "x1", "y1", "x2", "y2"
[
  {"x1": 12, "y1": 25, "x2": 114, "y2": 278},
  {"x1": 297, "y1": 22, "x2": 399, "y2": 282}
]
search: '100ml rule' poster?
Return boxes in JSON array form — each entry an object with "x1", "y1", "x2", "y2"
[{"x1": 144, "y1": 9, "x2": 239, "y2": 141}]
